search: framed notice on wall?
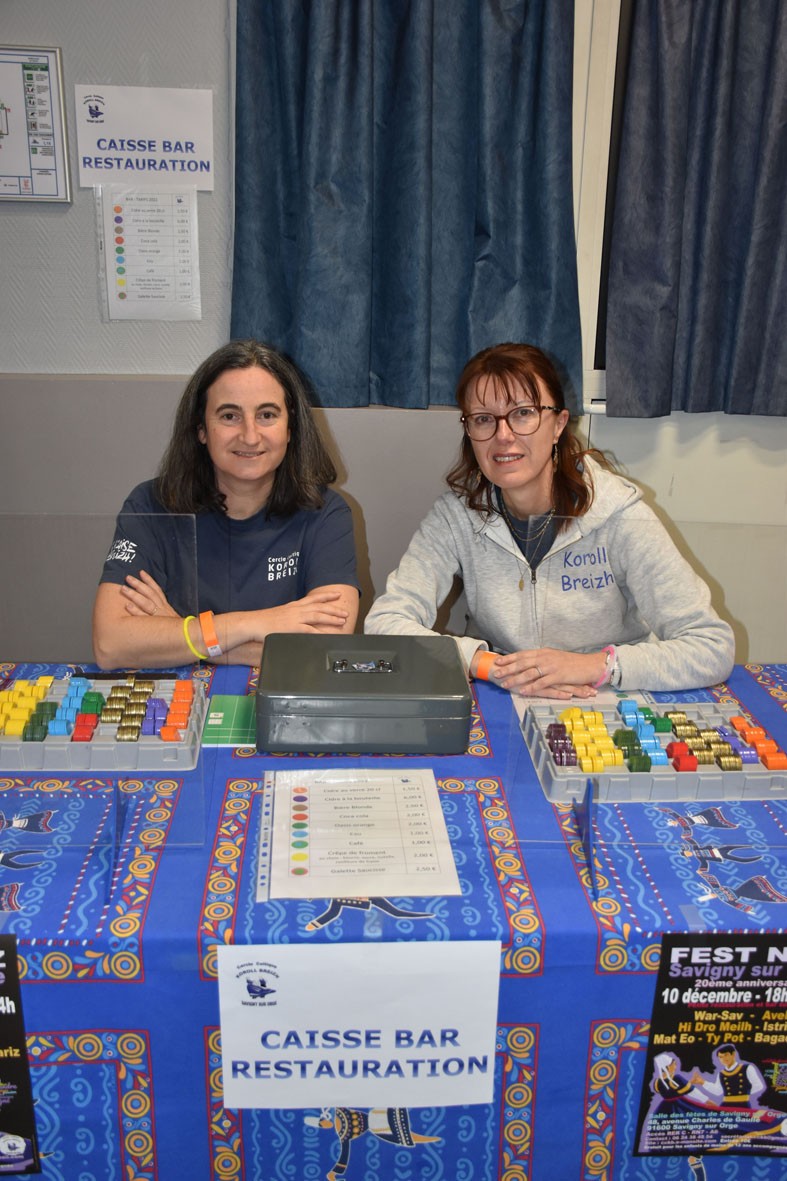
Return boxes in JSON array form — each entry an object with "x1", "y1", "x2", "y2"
[{"x1": 0, "y1": 46, "x2": 71, "y2": 202}]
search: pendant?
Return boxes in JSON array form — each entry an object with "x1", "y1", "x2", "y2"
[{"x1": 518, "y1": 576, "x2": 524, "y2": 591}]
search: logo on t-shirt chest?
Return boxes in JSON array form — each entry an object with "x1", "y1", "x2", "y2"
[
  {"x1": 268, "y1": 550, "x2": 300, "y2": 581},
  {"x1": 560, "y1": 545, "x2": 615, "y2": 592}
]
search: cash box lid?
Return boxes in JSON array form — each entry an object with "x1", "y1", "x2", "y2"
[{"x1": 257, "y1": 634, "x2": 471, "y2": 720}]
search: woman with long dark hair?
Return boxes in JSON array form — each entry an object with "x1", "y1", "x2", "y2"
[
  {"x1": 93, "y1": 340, "x2": 358, "y2": 668},
  {"x1": 365, "y1": 342, "x2": 733, "y2": 696}
]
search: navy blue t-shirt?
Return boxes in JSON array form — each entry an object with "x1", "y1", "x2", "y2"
[{"x1": 100, "y1": 481, "x2": 358, "y2": 617}]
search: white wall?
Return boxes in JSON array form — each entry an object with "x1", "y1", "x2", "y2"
[
  {"x1": 1, "y1": 0, "x2": 785, "y2": 664},
  {"x1": 0, "y1": 0, "x2": 232, "y2": 374}
]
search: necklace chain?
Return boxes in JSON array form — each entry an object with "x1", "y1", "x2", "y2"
[{"x1": 498, "y1": 498, "x2": 556, "y2": 589}]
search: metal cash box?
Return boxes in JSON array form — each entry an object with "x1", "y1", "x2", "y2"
[{"x1": 256, "y1": 634, "x2": 472, "y2": 754}]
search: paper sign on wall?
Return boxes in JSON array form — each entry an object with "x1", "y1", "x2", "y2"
[
  {"x1": 75, "y1": 84, "x2": 213, "y2": 189},
  {"x1": 98, "y1": 185, "x2": 200, "y2": 320}
]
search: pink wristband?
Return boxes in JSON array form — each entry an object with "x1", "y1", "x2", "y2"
[{"x1": 593, "y1": 645, "x2": 616, "y2": 688}]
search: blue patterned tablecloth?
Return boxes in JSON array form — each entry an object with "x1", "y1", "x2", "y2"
[{"x1": 1, "y1": 661, "x2": 786, "y2": 1180}]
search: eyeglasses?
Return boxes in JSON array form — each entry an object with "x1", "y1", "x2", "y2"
[{"x1": 461, "y1": 405, "x2": 560, "y2": 441}]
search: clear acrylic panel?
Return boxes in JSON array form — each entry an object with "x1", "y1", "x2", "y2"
[{"x1": 0, "y1": 513, "x2": 206, "y2": 849}]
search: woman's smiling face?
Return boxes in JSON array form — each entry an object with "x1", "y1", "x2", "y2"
[
  {"x1": 197, "y1": 366, "x2": 291, "y2": 507},
  {"x1": 464, "y1": 373, "x2": 569, "y2": 514}
]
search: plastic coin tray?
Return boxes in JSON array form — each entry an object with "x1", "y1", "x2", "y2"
[
  {"x1": 521, "y1": 700, "x2": 787, "y2": 803},
  {"x1": 0, "y1": 675, "x2": 207, "y2": 773}
]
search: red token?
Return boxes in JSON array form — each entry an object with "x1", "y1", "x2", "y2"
[{"x1": 672, "y1": 753, "x2": 698, "y2": 772}]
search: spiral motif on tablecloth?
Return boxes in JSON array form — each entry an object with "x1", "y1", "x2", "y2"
[
  {"x1": 205, "y1": 901, "x2": 234, "y2": 922},
  {"x1": 511, "y1": 910, "x2": 540, "y2": 934},
  {"x1": 41, "y1": 951, "x2": 74, "y2": 979},
  {"x1": 121, "y1": 1088, "x2": 151, "y2": 1119},
  {"x1": 495, "y1": 852, "x2": 522, "y2": 876},
  {"x1": 209, "y1": 873, "x2": 235, "y2": 895},
  {"x1": 593, "y1": 896, "x2": 620, "y2": 917},
  {"x1": 126, "y1": 1131, "x2": 154, "y2": 1158},
  {"x1": 505, "y1": 1081, "x2": 533, "y2": 1108},
  {"x1": 215, "y1": 842, "x2": 241, "y2": 865},
  {"x1": 225, "y1": 796, "x2": 250, "y2": 814},
  {"x1": 584, "y1": 1139, "x2": 612, "y2": 1175},
  {"x1": 599, "y1": 940, "x2": 629, "y2": 971},
  {"x1": 145, "y1": 808, "x2": 170, "y2": 823},
  {"x1": 214, "y1": 1150, "x2": 242, "y2": 1178},
  {"x1": 228, "y1": 779, "x2": 255, "y2": 795},
  {"x1": 116, "y1": 1033, "x2": 146, "y2": 1061},
  {"x1": 506, "y1": 1027, "x2": 535, "y2": 1055},
  {"x1": 110, "y1": 952, "x2": 141, "y2": 979},
  {"x1": 592, "y1": 1022, "x2": 625, "y2": 1049},
  {"x1": 488, "y1": 825, "x2": 514, "y2": 843},
  {"x1": 150, "y1": 778, "x2": 178, "y2": 797},
  {"x1": 439, "y1": 778, "x2": 466, "y2": 793},
  {"x1": 501, "y1": 1164, "x2": 528, "y2": 1181},
  {"x1": 15, "y1": 778, "x2": 64, "y2": 793},
  {"x1": 139, "y1": 827, "x2": 165, "y2": 847},
  {"x1": 509, "y1": 946, "x2": 540, "y2": 974},
  {"x1": 129, "y1": 854, "x2": 156, "y2": 877},
  {"x1": 72, "y1": 1033, "x2": 105, "y2": 1060},
  {"x1": 119, "y1": 779, "x2": 144, "y2": 794},
  {"x1": 203, "y1": 944, "x2": 218, "y2": 977},
  {"x1": 110, "y1": 914, "x2": 140, "y2": 938},
  {"x1": 589, "y1": 1057, "x2": 617, "y2": 1087},
  {"x1": 501, "y1": 1117, "x2": 529, "y2": 1149},
  {"x1": 641, "y1": 942, "x2": 661, "y2": 971}
]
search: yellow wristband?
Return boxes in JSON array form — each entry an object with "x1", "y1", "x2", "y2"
[
  {"x1": 182, "y1": 615, "x2": 207, "y2": 661},
  {"x1": 199, "y1": 610, "x2": 223, "y2": 658}
]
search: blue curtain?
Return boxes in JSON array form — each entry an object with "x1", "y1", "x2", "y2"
[
  {"x1": 232, "y1": 0, "x2": 581, "y2": 409},
  {"x1": 605, "y1": 0, "x2": 787, "y2": 417}
]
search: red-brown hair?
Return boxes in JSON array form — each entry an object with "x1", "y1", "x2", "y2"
[{"x1": 446, "y1": 342, "x2": 607, "y2": 526}]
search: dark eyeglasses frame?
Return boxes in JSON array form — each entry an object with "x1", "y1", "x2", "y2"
[{"x1": 460, "y1": 405, "x2": 561, "y2": 441}]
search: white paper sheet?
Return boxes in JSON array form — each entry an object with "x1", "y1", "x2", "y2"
[{"x1": 264, "y1": 768, "x2": 461, "y2": 901}]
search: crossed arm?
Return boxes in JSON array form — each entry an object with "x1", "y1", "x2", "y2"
[{"x1": 92, "y1": 570, "x2": 359, "y2": 670}]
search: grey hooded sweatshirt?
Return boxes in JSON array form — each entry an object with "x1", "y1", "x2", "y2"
[{"x1": 365, "y1": 458, "x2": 734, "y2": 691}]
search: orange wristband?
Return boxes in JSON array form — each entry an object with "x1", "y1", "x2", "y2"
[
  {"x1": 199, "y1": 610, "x2": 223, "y2": 659},
  {"x1": 474, "y1": 651, "x2": 498, "y2": 681}
]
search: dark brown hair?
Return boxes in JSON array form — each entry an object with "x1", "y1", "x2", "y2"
[
  {"x1": 446, "y1": 342, "x2": 606, "y2": 526},
  {"x1": 154, "y1": 340, "x2": 336, "y2": 516}
]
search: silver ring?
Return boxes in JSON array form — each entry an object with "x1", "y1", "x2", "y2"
[{"x1": 535, "y1": 665, "x2": 543, "y2": 678}]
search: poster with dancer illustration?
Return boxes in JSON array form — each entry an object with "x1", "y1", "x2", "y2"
[
  {"x1": 636, "y1": 932, "x2": 787, "y2": 1157},
  {"x1": 0, "y1": 936, "x2": 39, "y2": 1173}
]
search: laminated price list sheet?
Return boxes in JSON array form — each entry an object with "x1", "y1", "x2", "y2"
[{"x1": 264, "y1": 768, "x2": 460, "y2": 900}]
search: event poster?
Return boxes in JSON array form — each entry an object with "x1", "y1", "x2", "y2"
[
  {"x1": 0, "y1": 936, "x2": 39, "y2": 1173},
  {"x1": 636, "y1": 932, "x2": 787, "y2": 1157}
]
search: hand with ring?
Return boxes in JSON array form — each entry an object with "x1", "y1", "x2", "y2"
[
  {"x1": 473, "y1": 647, "x2": 605, "y2": 699},
  {"x1": 119, "y1": 570, "x2": 178, "y2": 619}
]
